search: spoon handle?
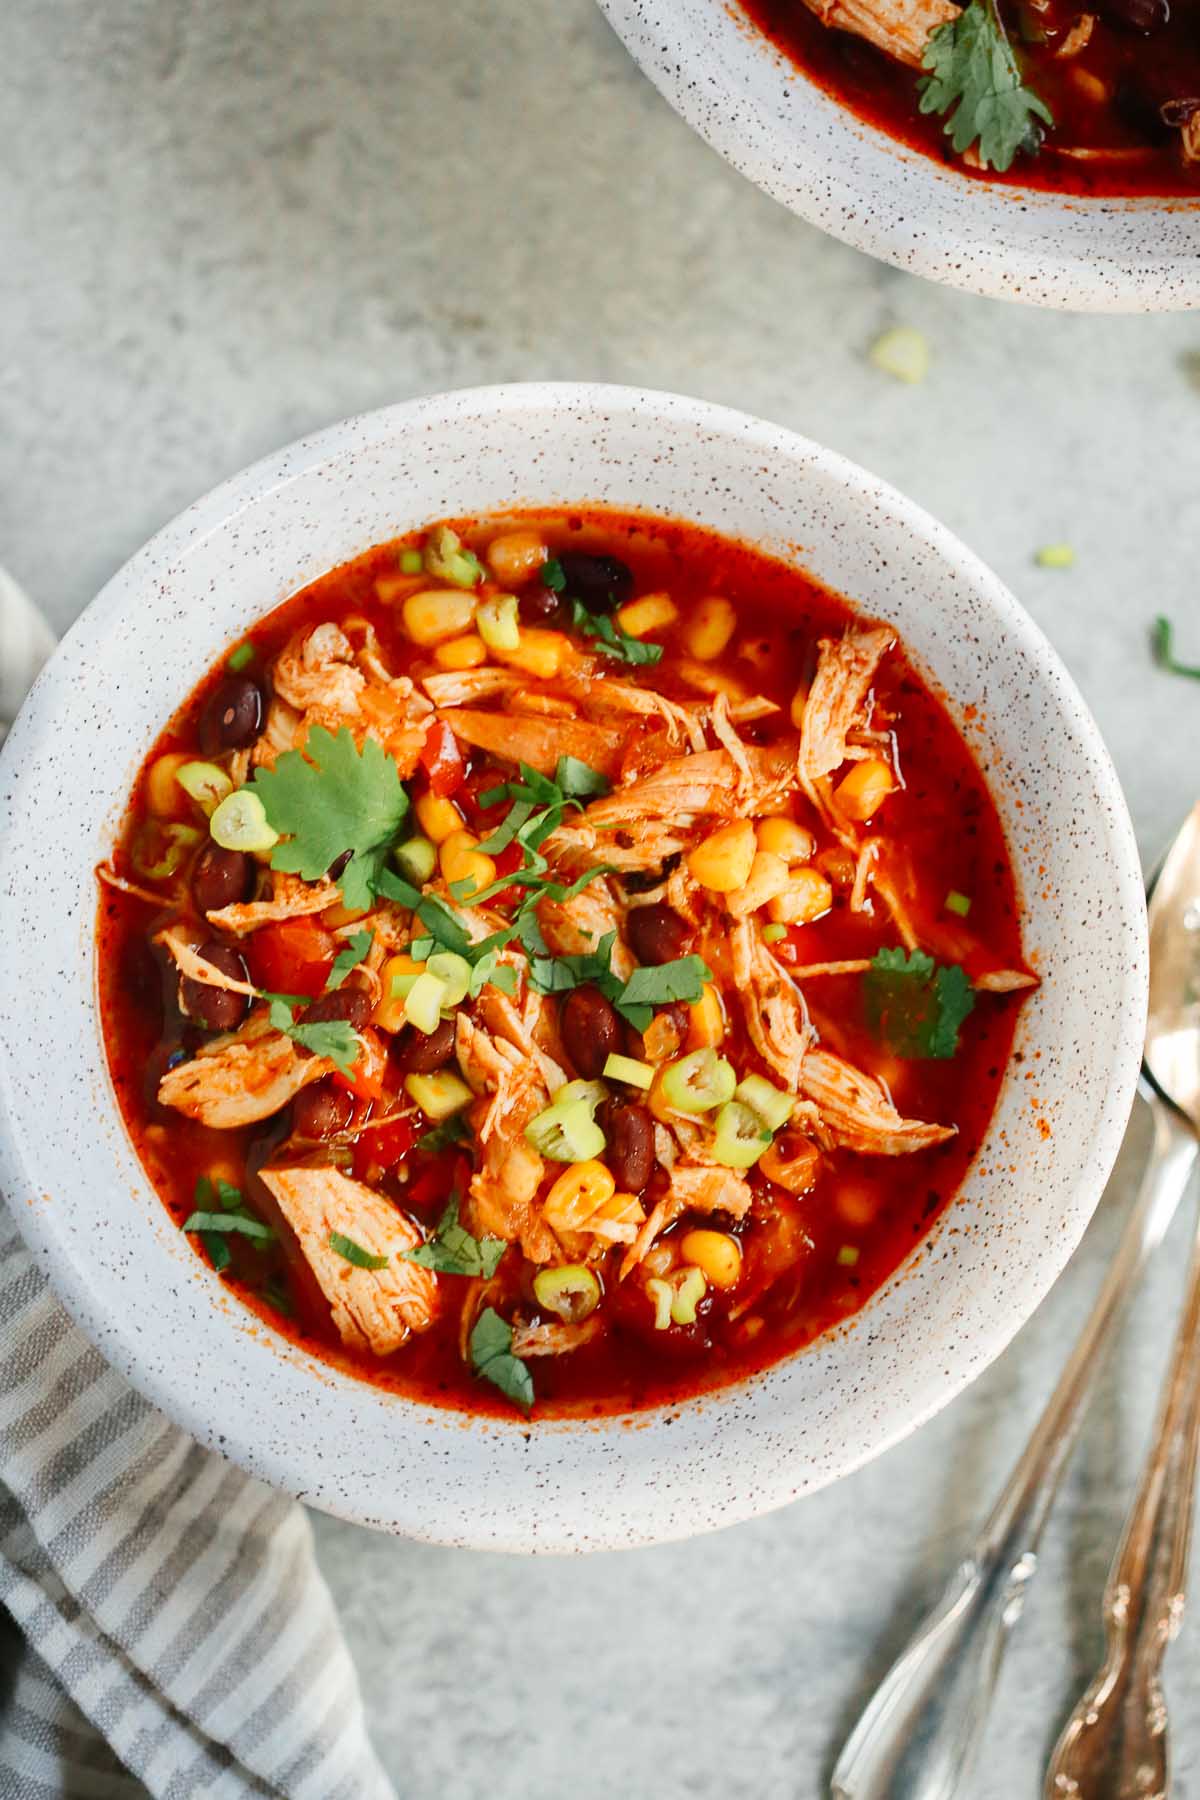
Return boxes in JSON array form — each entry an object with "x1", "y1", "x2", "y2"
[
  {"x1": 1043, "y1": 1183, "x2": 1200, "y2": 1800},
  {"x1": 831, "y1": 1096, "x2": 1197, "y2": 1800}
]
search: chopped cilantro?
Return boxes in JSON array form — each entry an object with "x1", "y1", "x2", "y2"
[
  {"x1": 416, "y1": 1114, "x2": 471, "y2": 1153},
  {"x1": 1154, "y1": 615, "x2": 1200, "y2": 682},
  {"x1": 262, "y1": 1274, "x2": 293, "y2": 1317},
  {"x1": 542, "y1": 558, "x2": 567, "y2": 593},
  {"x1": 403, "y1": 1196, "x2": 506, "y2": 1278},
  {"x1": 470, "y1": 1307, "x2": 534, "y2": 1412},
  {"x1": 554, "y1": 755, "x2": 610, "y2": 799},
  {"x1": 227, "y1": 642, "x2": 255, "y2": 672},
  {"x1": 329, "y1": 1231, "x2": 389, "y2": 1270},
  {"x1": 526, "y1": 932, "x2": 710, "y2": 1031},
  {"x1": 325, "y1": 929, "x2": 373, "y2": 992},
  {"x1": 183, "y1": 1209, "x2": 275, "y2": 1242},
  {"x1": 253, "y1": 726, "x2": 410, "y2": 910},
  {"x1": 267, "y1": 996, "x2": 361, "y2": 1074},
  {"x1": 918, "y1": 0, "x2": 1053, "y2": 173},
  {"x1": 617, "y1": 956, "x2": 713, "y2": 1027},
  {"x1": 376, "y1": 869, "x2": 476, "y2": 955},
  {"x1": 863, "y1": 948, "x2": 975, "y2": 1060},
  {"x1": 569, "y1": 598, "x2": 663, "y2": 667}
]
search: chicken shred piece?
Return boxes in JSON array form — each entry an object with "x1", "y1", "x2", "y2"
[
  {"x1": 708, "y1": 693, "x2": 754, "y2": 797},
  {"x1": 258, "y1": 1164, "x2": 437, "y2": 1355},
  {"x1": 421, "y1": 668, "x2": 522, "y2": 709},
  {"x1": 437, "y1": 708, "x2": 627, "y2": 780},
  {"x1": 206, "y1": 871, "x2": 339, "y2": 936},
  {"x1": 798, "y1": 626, "x2": 895, "y2": 804},
  {"x1": 1183, "y1": 113, "x2": 1200, "y2": 166},
  {"x1": 95, "y1": 862, "x2": 174, "y2": 908},
  {"x1": 1055, "y1": 12, "x2": 1093, "y2": 53},
  {"x1": 156, "y1": 928, "x2": 259, "y2": 997},
  {"x1": 544, "y1": 819, "x2": 696, "y2": 877},
  {"x1": 974, "y1": 968, "x2": 1040, "y2": 994},
  {"x1": 258, "y1": 623, "x2": 431, "y2": 773},
  {"x1": 800, "y1": 1049, "x2": 955, "y2": 1155},
  {"x1": 730, "y1": 919, "x2": 812, "y2": 1090},
  {"x1": 620, "y1": 1156, "x2": 753, "y2": 1277},
  {"x1": 579, "y1": 743, "x2": 797, "y2": 833},
  {"x1": 800, "y1": 0, "x2": 959, "y2": 65},
  {"x1": 157, "y1": 1015, "x2": 331, "y2": 1129},
  {"x1": 510, "y1": 1317, "x2": 604, "y2": 1358},
  {"x1": 273, "y1": 622, "x2": 366, "y2": 717},
  {"x1": 565, "y1": 677, "x2": 708, "y2": 753},
  {"x1": 537, "y1": 878, "x2": 635, "y2": 982},
  {"x1": 455, "y1": 1014, "x2": 558, "y2": 1263}
]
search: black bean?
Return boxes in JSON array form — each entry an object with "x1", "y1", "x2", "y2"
[
  {"x1": 560, "y1": 984, "x2": 622, "y2": 1078},
  {"x1": 192, "y1": 843, "x2": 254, "y2": 914},
  {"x1": 557, "y1": 552, "x2": 634, "y2": 614},
  {"x1": 292, "y1": 1079, "x2": 354, "y2": 1140},
  {"x1": 180, "y1": 940, "x2": 250, "y2": 1032},
  {"x1": 199, "y1": 676, "x2": 264, "y2": 754},
  {"x1": 397, "y1": 1017, "x2": 457, "y2": 1074},
  {"x1": 1114, "y1": 74, "x2": 1176, "y2": 140},
  {"x1": 302, "y1": 987, "x2": 374, "y2": 1031},
  {"x1": 518, "y1": 584, "x2": 567, "y2": 627},
  {"x1": 627, "y1": 903, "x2": 690, "y2": 967},
  {"x1": 606, "y1": 1102, "x2": 655, "y2": 1194},
  {"x1": 1102, "y1": 0, "x2": 1168, "y2": 29}
]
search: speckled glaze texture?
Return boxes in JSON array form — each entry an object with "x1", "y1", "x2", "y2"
[
  {"x1": 0, "y1": 384, "x2": 1146, "y2": 1550},
  {"x1": 598, "y1": 0, "x2": 1200, "y2": 311}
]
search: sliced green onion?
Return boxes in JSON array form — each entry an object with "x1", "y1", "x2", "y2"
[
  {"x1": 734, "y1": 1073, "x2": 795, "y2": 1133},
  {"x1": 1035, "y1": 543, "x2": 1075, "y2": 570},
  {"x1": 392, "y1": 834, "x2": 437, "y2": 886},
  {"x1": 132, "y1": 820, "x2": 203, "y2": 880},
  {"x1": 646, "y1": 1276, "x2": 673, "y2": 1331},
  {"x1": 761, "y1": 923, "x2": 788, "y2": 945},
  {"x1": 836, "y1": 1244, "x2": 860, "y2": 1267},
  {"x1": 533, "y1": 1264, "x2": 601, "y2": 1322},
  {"x1": 404, "y1": 1069, "x2": 474, "y2": 1121},
  {"x1": 944, "y1": 889, "x2": 972, "y2": 918},
  {"x1": 209, "y1": 789, "x2": 279, "y2": 853},
  {"x1": 176, "y1": 760, "x2": 233, "y2": 815},
  {"x1": 525, "y1": 1096, "x2": 605, "y2": 1163},
  {"x1": 602, "y1": 1053, "x2": 654, "y2": 1090},
  {"x1": 425, "y1": 951, "x2": 471, "y2": 1010},
  {"x1": 476, "y1": 595, "x2": 520, "y2": 652},
  {"x1": 329, "y1": 1231, "x2": 389, "y2": 1270},
  {"x1": 555, "y1": 1080, "x2": 608, "y2": 1113},
  {"x1": 404, "y1": 971, "x2": 449, "y2": 1034},
  {"x1": 670, "y1": 1267, "x2": 706, "y2": 1325},
  {"x1": 710, "y1": 1101, "x2": 772, "y2": 1170},
  {"x1": 423, "y1": 525, "x2": 484, "y2": 589},
  {"x1": 399, "y1": 549, "x2": 424, "y2": 575},
  {"x1": 227, "y1": 642, "x2": 255, "y2": 672},
  {"x1": 659, "y1": 1048, "x2": 736, "y2": 1115}
]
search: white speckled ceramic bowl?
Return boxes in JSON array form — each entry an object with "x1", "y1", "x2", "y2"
[
  {"x1": 598, "y1": 0, "x2": 1200, "y2": 311},
  {"x1": 0, "y1": 384, "x2": 1146, "y2": 1549}
]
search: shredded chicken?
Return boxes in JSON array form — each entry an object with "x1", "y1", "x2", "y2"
[
  {"x1": 798, "y1": 626, "x2": 895, "y2": 814},
  {"x1": 156, "y1": 928, "x2": 259, "y2": 997},
  {"x1": 537, "y1": 878, "x2": 636, "y2": 981},
  {"x1": 256, "y1": 622, "x2": 431, "y2": 774},
  {"x1": 420, "y1": 668, "x2": 522, "y2": 709},
  {"x1": 510, "y1": 1317, "x2": 604, "y2": 1358},
  {"x1": 1183, "y1": 112, "x2": 1200, "y2": 166},
  {"x1": 455, "y1": 1013, "x2": 558, "y2": 1263},
  {"x1": 438, "y1": 708, "x2": 626, "y2": 779},
  {"x1": 158, "y1": 1014, "x2": 330, "y2": 1129},
  {"x1": 95, "y1": 862, "x2": 173, "y2": 907},
  {"x1": 800, "y1": 0, "x2": 959, "y2": 65},
  {"x1": 258, "y1": 1165, "x2": 437, "y2": 1355},
  {"x1": 1055, "y1": 12, "x2": 1093, "y2": 53},
  {"x1": 800, "y1": 1049, "x2": 955, "y2": 1155},
  {"x1": 565, "y1": 676, "x2": 708, "y2": 753},
  {"x1": 577, "y1": 743, "x2": 797, "y2": 834},
  {"x1": 544, "y1": 818, "x2": 696, "y2": 877},
  {"x1": 708, "y1": 693, "x2": 754, "y2": 798},
  {"x1": 730, "y1": 919, "x2": 812, "y2": 1090},
  {"x1": 974, "y1": 968, "x2": 1040, "y2": 993},
  {"x1": 620, "y1": 1155, "x2": 754, "y2": 1277},
  {"x1": 206, "y1": 871, "x2": 339, "y2": 936}
]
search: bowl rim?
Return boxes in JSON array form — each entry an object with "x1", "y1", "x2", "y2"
[
  {"x1": 0, "y1": 381, "x2": 1148, "y2": 1548},
  {"x1": 596, "y1": 0, "x2": 1200, "y2": 312}
]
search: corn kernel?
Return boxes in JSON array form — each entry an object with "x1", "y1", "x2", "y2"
[
  {"x1": 766, "y1": 866, "x2": 834, "y2": 925},
  {"x1": 145, "y1": 752, "x2": 191, "y2": 818},
  {"x1": 414, "y1": 791, "x2": 465, "y2": 845},
  {"x1": 439, "y1": 829, "x2": 496, "y2": 899},
  {"x1": 485, "y1": 529, "x2": 547, "y2": 588},
  {"x1": 789, "y1": 684, "x2": 809, "y2": 730},
  {"x1": 374, "y1": 952, "x2": 426, "y2": 1033},
  {"x1": 680, "y1": 1229, "x2": 742, "y2": 1290},
  {"x1": 834, "y1": 757, "x2": 896, "y2": 822},
  {"x1": 642, "y1": 1010, "x2": 685, "y2": 1062},
  {"x1": 373, "y1": 571, "x2": 425, "y2": 605},
  {"x1": 493, "y1": 628, "x2": 568, "y2": 680},
  {"x1": 433, "y1": 633, "x2": 488, "y2": 671},
  {"x1": 686, "y1": 983, "x2": 726, "y2": 1050},
  {"x1": 681, "y1": 595, "x2": 736, "y2": 662},
  {"x1": 323, "y1": 901, "x2": 371, "y2": 928},
  {"x1": 401, "y1": 587, "x2": 477, "y2": 646},
  {"x1": 542, "y1": 1160, "x2": 616, "y2": 1233},
  {"x1": 756, "y1": 815, "x2": 816, "y2": 864},
  {"x1": 615, "y1": 592, "x2": 678, "y2": 639},
  {"x1": 737, "y1": 635, "x2": 774, "y2": 673},
  {"x1": 686, "y1": 819, "x2": 756, "y2": 894}
]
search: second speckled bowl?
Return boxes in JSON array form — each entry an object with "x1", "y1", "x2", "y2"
[{"x1": 0, "y1": 383, "x2": 1146, "y2": 1548}]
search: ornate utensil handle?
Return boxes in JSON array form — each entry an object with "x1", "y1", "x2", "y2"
[{"x1": 832, "y1": 1095, "x2": 1197, "y2": 1800}]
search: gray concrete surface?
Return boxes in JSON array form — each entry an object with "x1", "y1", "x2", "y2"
[{"x1": 4, "y1": 1, "x2": 1200, "y2": 1794}]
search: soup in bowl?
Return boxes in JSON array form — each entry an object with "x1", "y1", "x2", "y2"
[{"x1": 0, "y1": 384, "x2": 1145, "y2": 1546}]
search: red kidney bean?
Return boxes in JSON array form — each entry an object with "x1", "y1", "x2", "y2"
[
  {"x1": 557, "y1": 552, "x2": 634, "y2": 613},
  {"x1": 627, "y1": 903, "x2": 690, "y2": 966},
  {"x1": 518, "y1": 584, "x2": 567, "y2": 627},
  {"x1": 199, "y1": 676, "x2": 264, "y2": 755},
  {"x1": 605, "y1": 1101, "x2": 655, "y2": 1193},
  {"x1": 179, "y1": 940, "x2": 250, "y2": 1032},
  {"x1": 292, "y1": 1079, "x2": 354, "y2": 1140},
  {"x1": 192, "y1": 843, "x2": 254, "y2": 915},
  {"x1": 396, "y1": 1017, "x2": 457, "y2": 1074},
  {"x1": 560, "y1": 985, "x2": 622, "y2": 1078},
  {"x1": 302, "y1": 987, "x2": 374, "y2": 1030}
]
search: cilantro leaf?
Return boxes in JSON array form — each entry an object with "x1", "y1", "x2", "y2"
[
  {"x1": 183, "y1": 1209, "x2": 275, "y2": 1242},
  {"x1": 404, "y1": 1196, "x2": 506, "y2": 1278},
  {"x1": 325, "y1": 929, "x2": 373, "y2": 992},
  {"x1": 1154, "y1": 615, "x2": 1200, "y2": 682},
  {"x1": 554, "y1": 755, "x2": 609, "y2": 799},
  {"x1": 329, "y1": 1231, "x2": 389, "y2": 1270},
  {"x1": 863, "y1": 948, "x2": 975, "y2": 1060},
  {"x1": 569, "y1": 598, "x2": 663, "y2": 667},
  {"x1": 416, "y1": 1114, "x2": 471, "y2": 1153},
  {"x1": 470, "y1": 1307, "x2": 534, "y2": 1412},
  {"x1": 268, "y1": 996, "x2": 361, "y2": 1074},
  {"x1": 542, "y1": 558, "x2": 567, "y2": 593},
  {"x1": 618, "y1": 956, "x2": 712, "y2": 1017},
  {"x1": 254, "y1": 726, "x2": 410, "y2": 910},
  {"x1": 376, "y1": 869, "x2": 476, "y2": 956},
  {"x1": 918, "y1": 0, "x2": 1053, "y2": 173}
]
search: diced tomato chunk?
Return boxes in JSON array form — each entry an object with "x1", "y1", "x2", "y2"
[
  {"x1": 245, "y1": 917, "x2": 336, "y2": 998},
  {"x1": 333, "y1": 1026, "x2": 389, "y2": 1101},
  {"x1": 458, "y1": 764, "x2": 511, "y2": 829},
  {"x1": 352, "y1": 1115, "x2": 417, "y2": 1182},
  {"x1": 419, "y1": 720, "x2": 466, "y2": 797}
]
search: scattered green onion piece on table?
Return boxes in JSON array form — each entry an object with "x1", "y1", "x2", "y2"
[
  {"x1": 602, "y1": 1053, "x2": 655, "y2": 1091},
  {"x1": 176, "y1": 760, "x2": 233, "y2": 815},
  {"x1": 1035, "y1": 543, "x2": 1074, "y2": 569},
  {"x1": 659, "y1": 1048, "x2": 736, "y2": 1115},
  {"x1": 1153, "y1": 615, "x2": 1200, "y2": 682},
  {"x1": 209, "y1": 789, "x2": 279, "y2": 853},
  {"x1": 227, "y1": 641, "x2": 255, "y2": 672},
  {"x1": 525, "y1": 1096, "x2": 606, "y2": 1163},
  {"x1": 328, "y1": 1231, "x2": 389, "y2": 1271},
  {"x1": 734, "y1": 1073, "x2": 795, "y2": 1133},
  {"x1": 868, "y1": 327, "x2": 930, "y2": 385},
  {"x1": 710, "y1": 1101, "x2": 773, "y2": 1170},
  {"x1": 404, "y1": 1070, "x2": 474, "y2": 1121},
  {"x1": 944, "y1": 889, "x2": 972, "y2": 918},
  {"x1": 399, "y1": 549, "x2": 424, "y2": 575}
]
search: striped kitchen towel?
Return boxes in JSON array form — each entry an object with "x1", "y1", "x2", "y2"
[{"x1": 0, "y1": 569, "x2": 394, "y2": 1800}]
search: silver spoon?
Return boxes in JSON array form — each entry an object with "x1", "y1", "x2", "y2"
[
  {"x1": 831, "y1": 804, "x2": 1200, "y2": 1800},
  {"x1": 1044, "y1": 811, "x2": 1200, "y2": 1800}
]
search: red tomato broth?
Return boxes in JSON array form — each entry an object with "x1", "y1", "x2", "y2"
[
  {"x1": 739, "y1": 0, "x2": 1200, "y2": 197},
  {"x1": 96, "y1": 509, "x2": 1028, "y2": 1420}
]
